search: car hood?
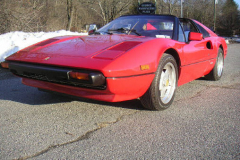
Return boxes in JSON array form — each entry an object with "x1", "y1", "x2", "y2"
[
  {"x1": 6, "y1": 34, "x2": 158, "y2": 77},
  {"x1": 7, "y1": 35, "x2": 144, "y2": 61}
]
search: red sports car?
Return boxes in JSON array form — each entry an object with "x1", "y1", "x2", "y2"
[{"x1": 4, "y1": 15, "x2": 227, "y2": 110}]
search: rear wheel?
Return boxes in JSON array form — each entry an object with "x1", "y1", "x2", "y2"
[
  {"x1": 205, "y1": 48, "x2": 224, "y2": 81},
  {"x1": 140, "y1": 53, "x2": 178, "y2": 110}
]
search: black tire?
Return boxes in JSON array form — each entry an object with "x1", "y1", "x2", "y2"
[
  {"x1": 140, "y1": 53, "x2": 178, "y2": 111},
  {"x1": 205, "y1": 48, "x2": 224, "y2": 81}
]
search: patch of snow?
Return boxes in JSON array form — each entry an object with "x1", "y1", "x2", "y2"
[
  {"x1": 225, "y1": 39, "x2": 229, "y2": 44},
  {"x1": 0, "y1": 30, "x2": 88, "y2": 63}
]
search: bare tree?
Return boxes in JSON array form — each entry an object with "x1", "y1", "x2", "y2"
[
  {"x1": 0, "y1": 0, "x2": 10, "y2": 34},
  {"x1": 84, "y1": 0, "x2": 132, "y2": 25},
  {"x1": 0, "y1": 0, "x2": 238, "y2": 36}
]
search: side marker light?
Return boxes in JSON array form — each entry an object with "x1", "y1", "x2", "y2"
[{"x1": 140, "y1": 65, "x2": 150, "y2": 71}]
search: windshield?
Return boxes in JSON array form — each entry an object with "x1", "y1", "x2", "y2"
[{"x1": 97, "y1": 15, "x2": 175, "y2": 38}]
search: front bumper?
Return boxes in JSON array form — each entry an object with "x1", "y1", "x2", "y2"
[
  {"x1": 21, "y1": 73, "x2": 155, "y2": 102},
  {"x1": 9, "y1": 62, "x2": 106, "y2": 90},
  {"x1": 8, "y1": 61, "x2": 155, "y2": 102}
]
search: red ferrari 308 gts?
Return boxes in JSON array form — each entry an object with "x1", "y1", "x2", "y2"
[{"x1": 4, "y1": 15, "x2": 227, "y2": 110}]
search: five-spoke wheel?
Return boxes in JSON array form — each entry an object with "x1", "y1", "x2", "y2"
[{"x1": 140, "y1": 53, "x2": 178, "y2": 110}]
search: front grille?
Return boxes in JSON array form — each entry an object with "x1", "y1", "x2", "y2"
[
  {"x1": 23, "y1": 72, "x2": 49, "y2": 81},
  {"x1": 9, "y1": 62, "x2": 106, "y2": 90}
]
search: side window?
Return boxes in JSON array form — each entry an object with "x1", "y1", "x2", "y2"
[
  {"x1": 178, "y1": 24, "x2": 185, "y2": 42},
  {"x1": 180, "y1": 19, "x2": 199, "y2": 41},
  {"x1": 194, "y1": 22, "x2": 210, "y2": 38}
]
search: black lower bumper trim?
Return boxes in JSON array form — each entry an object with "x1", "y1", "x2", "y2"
[{"x1": 9, "y1": 62, "x2": 106, "y2": 90}]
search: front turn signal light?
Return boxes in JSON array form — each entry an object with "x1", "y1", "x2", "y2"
[
  {"x1": 1, "y1": 62, "x2": 9, "y2": 69},
  {"x1": 69, "y1": 71, "x2": 90, "y2": 80}
]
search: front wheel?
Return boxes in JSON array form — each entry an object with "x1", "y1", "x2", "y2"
[{"x1": 140, "y1": 53, "x2": 178, "y2": 110}]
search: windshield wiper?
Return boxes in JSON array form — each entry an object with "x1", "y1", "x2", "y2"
[
  {"x1": 108, "y1": 28, "x2": 141, "y2": 36},
  {"x1": 130, "y1": 29, "x2": 142, "y2": 36}
]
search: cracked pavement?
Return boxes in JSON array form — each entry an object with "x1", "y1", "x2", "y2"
[{"x1": 0, "y1": 44, "x2": 239, "y2": 159}]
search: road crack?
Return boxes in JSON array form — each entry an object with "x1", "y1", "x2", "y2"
[
  {"x1": 175, "y1": 83, "x2": 240, "y2": 103},
  {"x1": 15, "y1": 111, "x2": 139, "y2": 160},
  {"x1": 207, "y1": 84, "x2": 240, "y2": 90}
]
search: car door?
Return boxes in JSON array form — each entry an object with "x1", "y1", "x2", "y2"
[
  {"x1": 180, "y1": 19, "x2": 212, "y2": 64},
  {"x1": 180, "y1": 19, "x2": 213, "y2": 80}
]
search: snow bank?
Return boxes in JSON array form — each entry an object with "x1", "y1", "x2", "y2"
[{"x1": 0, "y1": 30, "x2": 87, "y2": 63}]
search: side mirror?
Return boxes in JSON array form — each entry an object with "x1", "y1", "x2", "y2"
[
  {"x1": 189, "y1": 32, "x2": 203, "y2": 41},
  {"x1": 88, "y1": 29, "x2": 96, "y2": 35}
]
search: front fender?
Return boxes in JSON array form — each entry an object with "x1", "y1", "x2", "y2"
[{"x1": 101, "y1": 38, "x2": 183, "y2": 78}]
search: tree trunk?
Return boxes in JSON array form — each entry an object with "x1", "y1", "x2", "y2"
[{"x1": 66, "y1": 0, "x2": 73, "y2": 30}]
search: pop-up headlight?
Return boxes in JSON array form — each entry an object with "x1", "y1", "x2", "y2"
[{"x1": 93, "y1": 41, "x2": 142, "y2": 60}]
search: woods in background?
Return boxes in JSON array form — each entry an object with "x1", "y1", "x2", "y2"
[{"x1": 0, "y1": 0, "x2": 239, "y2": 36}]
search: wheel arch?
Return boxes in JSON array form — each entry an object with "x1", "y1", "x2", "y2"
[
  {"x1": 219, "y1": 44, "x2": 224, "y2": 53},
  {"x1": 217, "y1": 37, "x2": 228, "y2": 58},
  {"x1": 218, "y1": 43, "x2": 226, "y2": 58},
  {"x1": 163, "y1": 48, "x2": 181, "y2": 78}
]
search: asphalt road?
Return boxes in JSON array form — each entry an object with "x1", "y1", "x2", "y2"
[{"x1": 0, "y1": 44, "x2": 239, "y2": 160}]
